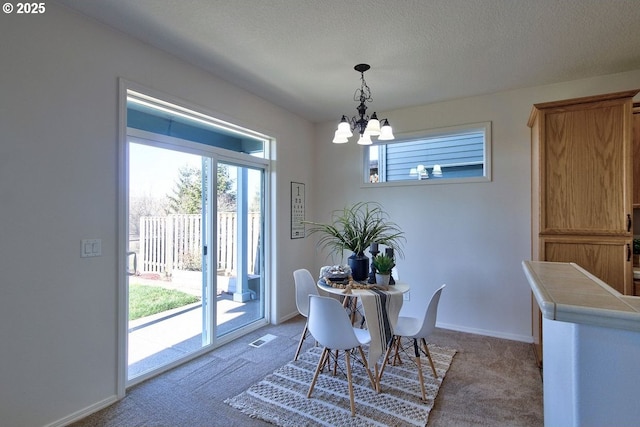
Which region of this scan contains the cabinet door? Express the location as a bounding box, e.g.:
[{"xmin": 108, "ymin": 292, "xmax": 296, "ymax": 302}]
[
  {"xmin": 542, "ymin": 236, "xmax": 632, "ymax": 294},
  {"xmin": 542, "ymin": 100, "xmax": 631, "ymax": 235}
]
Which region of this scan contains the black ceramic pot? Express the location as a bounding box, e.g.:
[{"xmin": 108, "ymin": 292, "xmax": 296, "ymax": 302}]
[{"xmin": 348, "ymin": 252, "xmax": 369, "ymax": 281}]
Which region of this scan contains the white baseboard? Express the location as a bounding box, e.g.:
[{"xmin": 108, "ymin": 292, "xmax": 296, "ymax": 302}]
[
  {"xmin": 278, "ymin": 314, "xmax": 534, "ymax": 343},
  {"xmin": 276, "ymin": 310, "xmax": 301, "ymax": 324},
  {"xmin": 45, "ymin": 395, "xmax": 119, "ymax": 427},
  {"xmin": 436, "ymin": 321, "xmax": 533, "ymax": 343}
]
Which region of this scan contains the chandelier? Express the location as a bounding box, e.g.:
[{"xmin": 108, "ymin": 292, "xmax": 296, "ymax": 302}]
[{"xmin": 332, "ymin": 64, "xmax": 395, "ymax": 145}]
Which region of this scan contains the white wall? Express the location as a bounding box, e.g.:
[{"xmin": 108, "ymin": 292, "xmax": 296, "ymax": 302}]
[
  {"xmin": 0, "ymin": 4, "xmax": 315, "ymax": 426},
  {"xmin": 311, "ymin": 70, "xmax": 640, "ymax": 342},
  {"xmin": 2, "ymin": 3, "xmax": 640, "ymax": 426}
]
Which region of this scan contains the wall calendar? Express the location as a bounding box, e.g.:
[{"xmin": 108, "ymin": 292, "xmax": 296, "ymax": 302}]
[{"xmin": 290, "ymin": 182, "xmax": 305, "ymax": 239}]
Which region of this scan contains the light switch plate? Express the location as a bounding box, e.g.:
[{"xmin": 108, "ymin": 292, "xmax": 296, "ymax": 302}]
[{"xmin": 81, "ymin": 239, "xmax": 102, "ymax": 257}]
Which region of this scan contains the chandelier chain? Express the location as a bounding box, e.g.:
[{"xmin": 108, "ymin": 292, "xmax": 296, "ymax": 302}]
[{"xmin": 353, "ymin": 72, "xmax": 373, "ymax": 104}]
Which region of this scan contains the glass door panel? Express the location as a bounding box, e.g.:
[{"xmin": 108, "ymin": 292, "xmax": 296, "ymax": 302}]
[
  {"xmin": 215, "ymin": 162, "xmax": 264, "ymax": 336},
  {"xmin": 127, "ymin": 142, "xmax": 209, "ymax": 380}
]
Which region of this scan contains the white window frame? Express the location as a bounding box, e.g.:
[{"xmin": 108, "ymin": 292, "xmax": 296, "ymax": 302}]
[{"xmin": 117, "ymin": 79, "xmax": 273, "ymax": 396}]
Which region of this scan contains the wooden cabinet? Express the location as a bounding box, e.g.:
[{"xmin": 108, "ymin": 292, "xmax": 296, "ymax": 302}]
[
  {"xmin": 529, "ymin": 90, "xmax": 637, "ymax": 291},
  {"xmin": 528, "ymin": 89, "xmax": 639, "ymax": 366}
]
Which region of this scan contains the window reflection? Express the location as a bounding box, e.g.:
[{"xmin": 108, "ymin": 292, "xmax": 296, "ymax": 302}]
[{"xmin": 366, "ymin": 122, "xmax": 491, "ymax": 185}]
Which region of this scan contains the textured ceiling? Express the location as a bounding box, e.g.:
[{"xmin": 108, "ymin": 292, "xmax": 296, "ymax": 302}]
[{"xmin": 55, "ymin": 0, "xmax": 640, "ymax": 122}]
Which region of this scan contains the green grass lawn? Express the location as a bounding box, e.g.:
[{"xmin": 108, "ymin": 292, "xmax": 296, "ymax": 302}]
[{"xmin": 129, "ymin": 283, "xmax": 201, "ymax": 321}]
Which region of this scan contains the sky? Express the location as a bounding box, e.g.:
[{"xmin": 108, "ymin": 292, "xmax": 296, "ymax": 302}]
[
  {"xmin": 129, "ymin": 142, "xmax": 261, "ymax": 204},
  {"xmin": 129, "ymin": 142, "xmax": 202, "ymax": 198}
]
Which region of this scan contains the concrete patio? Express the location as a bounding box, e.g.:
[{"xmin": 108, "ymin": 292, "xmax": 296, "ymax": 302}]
[{"xmin": 128, "ymin": 275, "xmax": 263, "ymax": 379}]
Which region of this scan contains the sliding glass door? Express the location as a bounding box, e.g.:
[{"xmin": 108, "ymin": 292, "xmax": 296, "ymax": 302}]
[{"xmin": 123, "ymin": 87, "xmax": 269, "ymax": 385}]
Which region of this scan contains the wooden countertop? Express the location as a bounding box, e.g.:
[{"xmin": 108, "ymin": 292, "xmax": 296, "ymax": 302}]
[{"xmin": 522, "ymin": 261, "xmax": 640, "ymax": 332}]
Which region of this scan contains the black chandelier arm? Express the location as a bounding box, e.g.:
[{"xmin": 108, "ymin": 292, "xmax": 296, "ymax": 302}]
[
  {"xmin": 355, "ymin": 117, "xmax": 368, "ymax": 135},
  {"xmin": 339, "ymin": 114, "xmax": 392, "ymax": 138},
  {"xmin": 346, "ymin": 107, "xmax": 371, "ymax": 136}
]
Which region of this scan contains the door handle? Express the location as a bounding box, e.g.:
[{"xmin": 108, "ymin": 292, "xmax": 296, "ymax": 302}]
[
  {"xmin": 627, "ymin": 244, "xmax": 632, "ymax": 262},
  {"xmin": 628, "ymin": 214, "xmax": 632, "ymax": 233},
  {"xmin": 127, "ymin": 251, "xmax": 137, "ymax": 276}
]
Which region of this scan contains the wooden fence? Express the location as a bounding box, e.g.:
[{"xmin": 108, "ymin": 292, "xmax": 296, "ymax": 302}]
[{"xmin": 138, "ymin": 212, "xmax": 260, "ymax": 276}]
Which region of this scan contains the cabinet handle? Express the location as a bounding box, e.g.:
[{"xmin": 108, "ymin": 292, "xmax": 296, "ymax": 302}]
[
  {"xmin": 628, "ymin": 244, "xmax": 632, "ymax": 262},
  {"xmin": 628, "ymin": 214, "xmax": 632, "ymax": 233}
]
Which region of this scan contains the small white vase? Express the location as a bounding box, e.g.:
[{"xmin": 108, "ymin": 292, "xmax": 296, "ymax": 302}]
[{"xmin": 375, "ymin": 273, "xmax": 390, "ymax": 286}]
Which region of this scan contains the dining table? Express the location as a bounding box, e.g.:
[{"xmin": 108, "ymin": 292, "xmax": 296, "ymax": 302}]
[{"xmin": 316, "ymin": 277, "xmax": 409, "ymax": 390}]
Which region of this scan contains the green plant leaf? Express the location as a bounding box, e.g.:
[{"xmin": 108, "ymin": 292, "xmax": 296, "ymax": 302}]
[{"xmin": 304, "ymin": 202, "xmax": 406, "ymax": 260}]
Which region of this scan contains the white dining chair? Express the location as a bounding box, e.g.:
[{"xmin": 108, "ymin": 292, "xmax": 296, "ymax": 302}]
[
  {"xmin": 293, "ymin": 268, "xmax": 319, "ymax": 361},
  {"xmin": 379, "ymin": 284, "xmax": 446, "ymax": 401},
  {"xmin": 306, "ymin": 294, "xmax": 377, "ymax": 417}
]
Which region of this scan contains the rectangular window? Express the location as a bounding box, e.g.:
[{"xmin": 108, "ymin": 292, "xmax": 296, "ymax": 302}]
[{"xmin": 365, "ymin": 122, "xmax": 491, "ymax": 185}]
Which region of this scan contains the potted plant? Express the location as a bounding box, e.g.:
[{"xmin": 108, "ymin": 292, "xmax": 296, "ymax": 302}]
[
  {"xmin": 304, "ymin": 201, "xmax": 405, "ymax": 281},
  {"xmin": 372, "ymin": 253, "xmax": 395, "ymax": 285}
]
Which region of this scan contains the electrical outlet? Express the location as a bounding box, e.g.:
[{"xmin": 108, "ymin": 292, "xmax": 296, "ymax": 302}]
[{"xmin": 403, "ymin": 291, "xmax": 410, "ymax": 301}]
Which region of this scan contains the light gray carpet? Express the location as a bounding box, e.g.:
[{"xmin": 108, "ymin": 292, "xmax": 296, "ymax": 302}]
[
  {"xmin": 225, "ymin": 344, "xmax": 456, "ymax": 426},
  {"xmin": 72, "ymin": 316, "xmax": 542, "ymax": 427}
]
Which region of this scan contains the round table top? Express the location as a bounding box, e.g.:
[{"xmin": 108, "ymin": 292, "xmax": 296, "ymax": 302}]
[{"xmin": 317, "ymin": 280, "xmax": 409, "ymax": 295}]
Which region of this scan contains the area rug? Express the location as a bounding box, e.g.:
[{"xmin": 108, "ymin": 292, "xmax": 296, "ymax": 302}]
[{"xmin": 225, "ymin": 344, "xmax": 456, "ymax": 426}]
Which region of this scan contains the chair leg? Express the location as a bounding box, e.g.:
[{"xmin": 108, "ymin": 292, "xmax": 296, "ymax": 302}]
[
  {"xmin": 321, "ymin": 348, "xmax": 330, "ymax": 372},
  {"xmin": 319, "ymin": 346, "xmax": 331, "ymax": 372},
  {"xmin": 293, "ymin": 321, "xmax": 308, "ymax": 361},
  {"xmin": 345, "ymin": 350, "xmax": 356, "ymax": 417},
  {"xmin": 357, "ymin": 346, "xmax": 377, "ymax": 391},
  {"xmin": 392, "ymin": 335, "xmax": 403, "ymax": 366},
  {"xmin": 307, "ymin": 347, "xmax": 329, "ymax": 398},
  {"xmin": 421, "ymin": 338, "xmax": 438, "ymax": 379},
  {"xmin": 377, "ymin": 335, "xmax": 397, "ymax": 391},
  {"xmin": 310, "ymin": 346, "xmax": 372, "ymax": 416},
  {"xmin": 413, "ymin": 339, "xmax": 427, "ymax": 402}
]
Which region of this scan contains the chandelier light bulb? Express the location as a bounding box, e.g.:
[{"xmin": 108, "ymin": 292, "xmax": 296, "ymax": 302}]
[
  {"xmin": 378, "ymin": 119, "xmax": 394, "ymax": 140},
  {"xmin": 332, "ymin": 130, "xmax": 349, "ymax": 143},
  {"xmin": 336, "ymin": 116, "xmax": 353, "ymax": 138},
  {"xmin": 357, "ymin": 133, "xmax": 373, "ymax": 145},
  {"xmin": 364, "ymin": 112, "xmax": 381, "ymax": 136}
]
